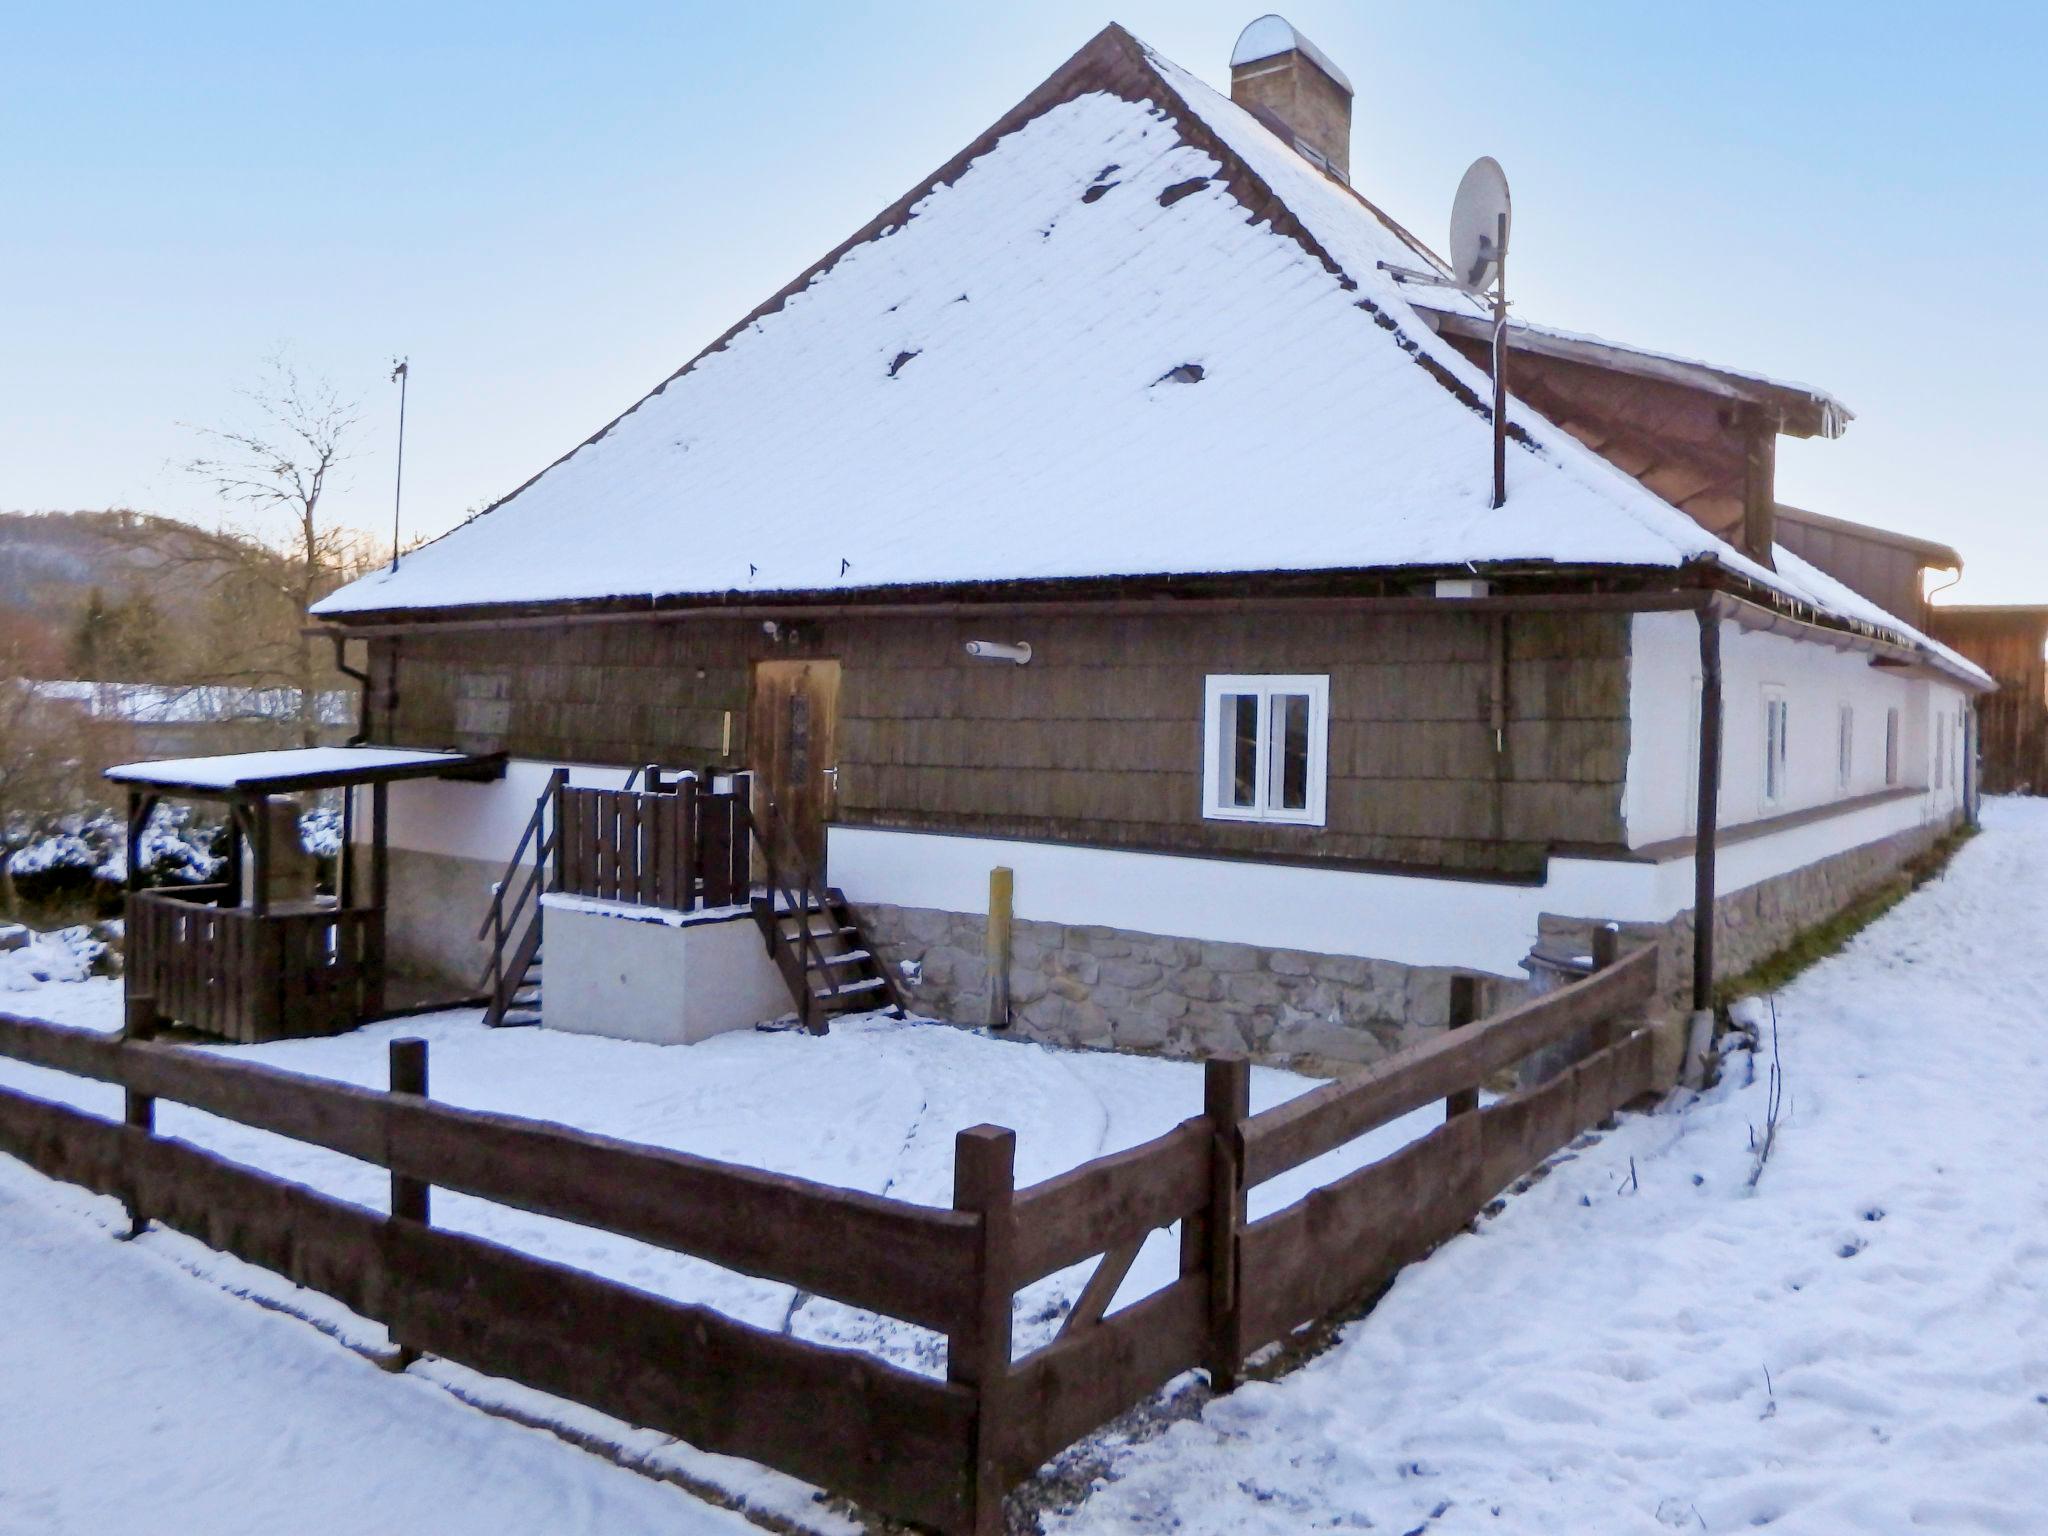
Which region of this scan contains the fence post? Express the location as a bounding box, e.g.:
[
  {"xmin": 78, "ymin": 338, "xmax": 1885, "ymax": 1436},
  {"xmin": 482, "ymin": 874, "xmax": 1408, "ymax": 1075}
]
[
  {"xmin": 1588, "ymin": 924, "xmax": 1621, "ymax": 1053},
  {"xmin": 678, "ymin": 772, "xmax": 699, "ymax": 911},
  {"xmin": 1588, "ymin": 924, "xmax": 1622, "ymax": 1128},
  {"xmin": 389, "ymin": 1036, "xmax": 430, "ymax": 1371},
  {"xmin": 1203, "ymin": 1054, "xmax": 1249, "ymax": 1393},
  {"xmin": 1445, "ymin": 975, "xmax": 1481, "ymax": 1120},
  {"xmin": 118, "ymin": 1000, "xmax": 157, "ymax": 1239},
  {"xmin": 950, "ymin": 1124, "xmax": 1016, "ymax": 1536}
]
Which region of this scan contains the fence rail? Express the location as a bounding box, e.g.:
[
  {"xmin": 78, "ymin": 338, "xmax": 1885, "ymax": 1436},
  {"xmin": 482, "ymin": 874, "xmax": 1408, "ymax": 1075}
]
[{"xmin": 0, "ymin": 936, "xmax": 1666, "ymax": 1536}]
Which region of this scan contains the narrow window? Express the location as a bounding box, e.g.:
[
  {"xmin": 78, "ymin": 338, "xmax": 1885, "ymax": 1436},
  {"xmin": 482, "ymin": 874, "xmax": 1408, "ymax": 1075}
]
[
  {"xmin": 1885, "ymin": 707, "xmax": 1901, "ymax": 786},
  {"xmin": 1837, "ymin": 704, "xmax": 1854, "ymax": 793},
  {"xmin": 1202, "ymin": 675, "xmax": 1329, "ymax": 825},
  {"xmin": 1762, "ymin": 690, "xmax": 1790, "ymax": 808}
]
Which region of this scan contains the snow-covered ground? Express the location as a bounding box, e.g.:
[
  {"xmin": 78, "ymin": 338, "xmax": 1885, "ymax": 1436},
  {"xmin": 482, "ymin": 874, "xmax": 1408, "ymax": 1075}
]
[
  {"xmin": 1049, "ymin": 798, "xmax": 2048, "ymax": 1535},
  {"xmin": 3, "ymin": 801, "xmax": 2041, "ymax": 1533},
  {"xmin": 0, "ymin": 1157, "xmax": 759, "ymax": 1536}
]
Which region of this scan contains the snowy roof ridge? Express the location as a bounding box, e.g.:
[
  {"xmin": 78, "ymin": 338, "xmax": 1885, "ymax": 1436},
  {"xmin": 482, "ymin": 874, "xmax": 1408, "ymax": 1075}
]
[{"xmin": 315, "ymin": 21, "xmax": 1963, "ymax": 685}]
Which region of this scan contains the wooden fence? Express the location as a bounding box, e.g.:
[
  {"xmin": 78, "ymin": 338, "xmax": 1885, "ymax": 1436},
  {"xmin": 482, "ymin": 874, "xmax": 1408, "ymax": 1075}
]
[
  {"xmin": 0, "ymin": 938, "xmax": 1662, "ymax": 1535},
  {"xmin": 127, "ymin": 885, "xmax": 382, "ymax": 1044},
  {"xmin": 554, "ymin": 772, "xmax": 752, "ymax": 912}
]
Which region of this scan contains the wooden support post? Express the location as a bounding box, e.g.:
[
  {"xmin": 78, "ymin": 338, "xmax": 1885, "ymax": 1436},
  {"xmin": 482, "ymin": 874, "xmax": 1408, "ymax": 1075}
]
[
  {"xmin": 1203, "ymin": 1053, "xmax": 1250, "ymax": 1394},
  {"xmin": 338, "ymin": 785, "xmax": 355, "ymax": 909},
  {"xmin": 118, "ymin": 1001, "xmax": 157, "ymax": 1237},
  {"xmin": 1445, "ymin": 975, "xmax": 1481, "ymax": 1119},
  {"xmin": 986, "ymin": 866, "xmax": 1013, "ymax": 1028},
  {"xmin": 388, "ymin": 1036, "xmax": 430, "ymax": 1370},
  {"xmin": 366, "ymin": 782, "xmax": 390, "ymax": 1020},
  {"xmin": 248, "ymin": 793, "xmax": 271, "ymax": 916},
  {"xmin": 949, "ymin": 1124, "xmax": 1016, "ymax": 1536}
]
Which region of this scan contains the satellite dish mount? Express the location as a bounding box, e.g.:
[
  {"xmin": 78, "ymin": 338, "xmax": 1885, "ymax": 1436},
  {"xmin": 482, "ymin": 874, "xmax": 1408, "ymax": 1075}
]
[{"xmin": 1379, "ymin": 156, "xmax": 1513, "ymax": 509}]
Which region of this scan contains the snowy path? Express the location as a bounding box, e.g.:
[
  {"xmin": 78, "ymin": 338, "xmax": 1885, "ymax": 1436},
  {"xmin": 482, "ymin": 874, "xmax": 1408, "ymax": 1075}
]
[
  {"xmin": 1051, "ymin": 798, "xmax": 2048, "ymax": 1535},
  {"xmin": 0, "ymin": 1157, "xmax": 756, "ymax": 1536}
]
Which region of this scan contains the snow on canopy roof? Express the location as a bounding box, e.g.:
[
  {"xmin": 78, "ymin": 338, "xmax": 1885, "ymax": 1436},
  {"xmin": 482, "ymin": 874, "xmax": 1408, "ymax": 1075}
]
[
  {"xmin": 1229, "ymin": 15, "xmax": 1353, "ymax": 93},
  {"xmin": 315, "ymin": 23, "xmax": 1915, "ymax": 659},
  {"xmin": 106, "ymin": 747, "xmax": 500, "ymax": 794}
]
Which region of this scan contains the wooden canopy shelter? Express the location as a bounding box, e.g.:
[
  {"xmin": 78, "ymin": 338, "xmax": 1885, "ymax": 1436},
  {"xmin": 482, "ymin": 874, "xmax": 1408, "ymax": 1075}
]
[{"xmin": 106, "ymin": 748, "xmax": 505, "ymax": 1042}]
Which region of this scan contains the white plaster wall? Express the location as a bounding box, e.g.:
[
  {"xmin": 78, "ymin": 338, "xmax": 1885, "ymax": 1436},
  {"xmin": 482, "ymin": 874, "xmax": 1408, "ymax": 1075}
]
[
  {"xmin": 830, "ymin": 787, "xmax": 1947, "ymax": 982},
  {"xmin": 354, "ymin": 759, "xmax": 636, "ymax": 863},
  {"xmin": 1625, "ymin": 613, "xmax": 1968, "ymax": 846}
]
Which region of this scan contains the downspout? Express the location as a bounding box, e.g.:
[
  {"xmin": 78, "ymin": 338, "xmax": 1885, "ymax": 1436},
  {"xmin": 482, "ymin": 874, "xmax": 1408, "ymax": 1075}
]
[
  {"xmin": 327, "ymin": 631, "xmax": 373, "ymax": 746},
  {"xmin": 1686, "ymin": 602, "xmax": 1724, "ymax": 1084}
]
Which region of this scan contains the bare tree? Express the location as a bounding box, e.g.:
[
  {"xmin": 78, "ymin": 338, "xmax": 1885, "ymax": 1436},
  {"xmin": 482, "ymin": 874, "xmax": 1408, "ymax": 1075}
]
[{"xmin": 179, "ymin": 351, "xmax": 371, "ymax": 746}]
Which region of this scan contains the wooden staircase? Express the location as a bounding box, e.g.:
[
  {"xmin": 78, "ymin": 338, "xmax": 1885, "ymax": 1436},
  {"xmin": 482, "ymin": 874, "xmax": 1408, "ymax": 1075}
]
[
  {"xmin": 478, "ymin": 768, "xmax": 567, "ymax": 1029},
  {"xmin": 754, "ymin": 885, "xmax": 902, "ymax": 1031},
  {"xmin": 738, "ymin": 804, "xmax": 902, "ymax": 1033}
]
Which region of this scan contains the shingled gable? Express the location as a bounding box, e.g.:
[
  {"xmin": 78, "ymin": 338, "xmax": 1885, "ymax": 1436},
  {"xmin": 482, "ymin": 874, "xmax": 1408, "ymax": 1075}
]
[{"xmin": 312, "ymin": 22, "xmax": 1956, "ymax": 680}]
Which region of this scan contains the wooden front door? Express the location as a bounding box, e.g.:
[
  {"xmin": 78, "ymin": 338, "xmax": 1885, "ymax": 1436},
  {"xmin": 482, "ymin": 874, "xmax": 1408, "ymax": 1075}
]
[{"xmin": 748, "ymin": 658, "xmax": 841, "ymax": 872}]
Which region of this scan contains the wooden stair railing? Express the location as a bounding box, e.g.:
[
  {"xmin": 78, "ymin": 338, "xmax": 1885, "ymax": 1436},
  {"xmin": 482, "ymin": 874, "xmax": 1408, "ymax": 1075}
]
[
  {"xmin": 476, "ymin": 767, "xmax": 575, "ymax": 1028},
  {"xmin": 733, "ymin": 799, "xmax": 903, "ymax": 1033}
]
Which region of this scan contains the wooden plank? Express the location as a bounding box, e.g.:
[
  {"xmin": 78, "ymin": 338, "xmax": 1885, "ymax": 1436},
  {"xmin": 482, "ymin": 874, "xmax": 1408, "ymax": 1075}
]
[
  {"xmin": 1009, "ymin": 1117, "xmax": 1209, "ymax": 1284},
  {"xmin": 386, "ymin": 1220, "xmax": 975, "ymax": 1535},
  {"xmin": 999, "ymin": 1275, "xmax": 1207, "ymax": 1484},
  {"xmin": 0, "ymin": 1082, "xmax": 127, "ymax": 1199},
  {"xmin": 0, "ymin": 1012, "xmax": 124, "ymax": 1081},
  {"xmin": 382, "ymin": 1094, "xmax": 980, "ymax": 1332},
  {"xmin": 0, "ymin": 1083, "xmax": 391, "ymax": 1320},
  {"xmin": 619, "ymin": 792, "xmax": 642, "ymax": 904},
  {"xmin": 1056, "ymin": 1235, "xmax": 1144, "ymax": 1340},
  {"xmin": 702, "ymin": 794, "xmax": 733, "ymax": 908},
  {"xmin": 1243, "ymin": 947, "xmax": 1656, "ymax": 1184},
  {"xmin": 1477, "ymin": 1054, "xmax": 1587, "ymax": 1198},
  {"xmin": 0, "ymin": 1012, "xmax": 972, "ymax": 1328},
  {"xmin": 1238, "ymin": 1114, "xmax": 1481, "ymax": 1352}
]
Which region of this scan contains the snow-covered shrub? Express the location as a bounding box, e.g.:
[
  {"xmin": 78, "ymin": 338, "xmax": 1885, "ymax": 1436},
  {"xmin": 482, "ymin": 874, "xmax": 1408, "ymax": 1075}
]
[
  {"xmin": 5, "ymin": 803, "xmax": 223, "ymax": 911},
  {"xmin": 0, "ymin": 924, "xmax": 108, "ymax": 990},
  {"xmin": 299, "ymin": 805, "xmax": 342, "ymax": 859}
]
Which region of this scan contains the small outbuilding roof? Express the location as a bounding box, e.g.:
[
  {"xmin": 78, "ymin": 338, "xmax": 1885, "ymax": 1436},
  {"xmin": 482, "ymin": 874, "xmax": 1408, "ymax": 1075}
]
[{"xmin": 105, "ymin": 747, "xmax": 506, "ymax": 798}]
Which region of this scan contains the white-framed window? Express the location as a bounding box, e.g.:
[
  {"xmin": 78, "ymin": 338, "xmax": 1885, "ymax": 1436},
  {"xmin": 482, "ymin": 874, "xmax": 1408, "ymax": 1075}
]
[
  {"xmin": 1762, "ymin": 688, "xmax": 1790, "ymax": 808},
  {"xmin": 1202, "ymin": 674, "xmax": 1329, "ymax": 825},
  {"xmin": 1836, "ymin": 704, "xmax": 1855, "ymax": 793},
  {"xmin": 1885, "ymin": 707, "xmax": 1901, "ymax": 786}
]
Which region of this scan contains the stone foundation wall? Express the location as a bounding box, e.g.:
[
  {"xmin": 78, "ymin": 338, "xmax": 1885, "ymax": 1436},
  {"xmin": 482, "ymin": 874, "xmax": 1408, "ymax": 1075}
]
[
  {"xmin": 1538, "ymin": 812, "xmax": 1961, "ymax": 1004},
  {"xmin": 851, "ymin": 903, "xmax": 1518, "ymax": 1074},
  {"xmin": 858, "ymin": 813, "xmax": 1959, "ymax": 1069}
]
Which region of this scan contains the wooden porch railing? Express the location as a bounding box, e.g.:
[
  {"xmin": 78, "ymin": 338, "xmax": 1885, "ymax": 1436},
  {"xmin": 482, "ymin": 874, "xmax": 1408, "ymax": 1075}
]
[
  {"xmin": 128, "ymin": 885, "xmax": 381, "ymax": 1044},
  {"xmin": 552, "ymin": 771, "xmax": 753, "ymax": 911}
]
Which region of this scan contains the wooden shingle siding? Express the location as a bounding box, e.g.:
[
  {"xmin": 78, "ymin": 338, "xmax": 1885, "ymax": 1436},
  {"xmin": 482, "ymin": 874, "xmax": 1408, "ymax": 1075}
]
[{"xmin": 372, "ymin": 605, "xmax": 1632, "ymax": 875}]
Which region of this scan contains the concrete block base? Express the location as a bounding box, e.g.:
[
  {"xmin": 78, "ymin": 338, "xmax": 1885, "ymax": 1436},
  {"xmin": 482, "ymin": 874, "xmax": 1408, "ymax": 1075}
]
[{"xmin": 542, "ymin": 899, "xmax": 795, "ymax": 1046}]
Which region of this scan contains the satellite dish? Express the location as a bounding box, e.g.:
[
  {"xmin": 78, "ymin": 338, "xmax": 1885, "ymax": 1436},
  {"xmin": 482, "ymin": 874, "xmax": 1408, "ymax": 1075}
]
[{"xmin": 1449, "ymin": 156, "xmax": 1511, "ymax": 292}]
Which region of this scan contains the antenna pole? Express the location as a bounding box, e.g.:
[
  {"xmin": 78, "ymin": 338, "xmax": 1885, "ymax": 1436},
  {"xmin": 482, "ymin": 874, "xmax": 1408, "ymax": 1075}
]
[
  {"xmin": 1490, "ymin": 212, "xmax": 1508, "ymax": 510},
  {"xmin": 389, "ymin": 358, "xmax": 410, "ymax": 572}
]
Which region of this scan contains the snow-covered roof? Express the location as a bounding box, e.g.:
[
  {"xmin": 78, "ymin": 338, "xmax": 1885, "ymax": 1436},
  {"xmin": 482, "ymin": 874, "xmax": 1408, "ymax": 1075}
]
[
  {"xmin": 106, "ymin": 747, "xmax": 503, "ymax": 795},
  {"xmin": 315, "ymin": 24, "xmax": 1952, "ymax": 679},
  {"xmin": 1229, "ymin": 15, "xmax": 1353, "ymax": 93}
]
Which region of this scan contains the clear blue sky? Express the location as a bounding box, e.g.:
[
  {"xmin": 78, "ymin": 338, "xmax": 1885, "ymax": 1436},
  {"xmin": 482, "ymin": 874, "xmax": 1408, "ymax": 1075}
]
[{"xmin": 4, "ymin": 2, "xmax": 2041, "ymax": 600}]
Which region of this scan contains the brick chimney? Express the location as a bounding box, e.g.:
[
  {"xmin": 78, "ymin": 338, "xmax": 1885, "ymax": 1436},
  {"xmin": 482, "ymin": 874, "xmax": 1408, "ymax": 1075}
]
[{"xmin": 1229, "ymin": 15, "xmax": 1353, "ymax": 182}]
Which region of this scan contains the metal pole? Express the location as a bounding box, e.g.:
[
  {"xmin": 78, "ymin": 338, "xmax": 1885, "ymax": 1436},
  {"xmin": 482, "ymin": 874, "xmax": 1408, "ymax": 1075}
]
[
  {"xmin": 1692, "ymin": 610, "xmax": 1723, "ymax": 1009},
  {"xmin": 389, "ymin": 359, "xmax": 409, "ymax": 571},
  {"xmin": 1491, "ymin": 212, "xmax": 1508, "ymax": 510}
]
